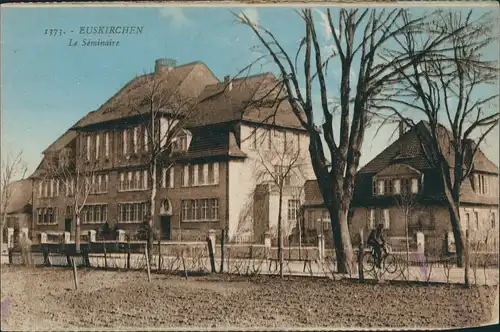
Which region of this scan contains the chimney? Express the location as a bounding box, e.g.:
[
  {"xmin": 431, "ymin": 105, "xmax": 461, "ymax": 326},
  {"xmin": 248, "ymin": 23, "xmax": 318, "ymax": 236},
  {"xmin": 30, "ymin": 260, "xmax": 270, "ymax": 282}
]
[
  {"xmin": 155, "ymin": 58, "xmax": 177, "ymax": 74},
  {"xmin": 224, "ymin": 75, "xmax": 233, "ymax": 91},
  {"xmin": 399, "ymin": 121, "xmax": 405, "ymax": 138}
]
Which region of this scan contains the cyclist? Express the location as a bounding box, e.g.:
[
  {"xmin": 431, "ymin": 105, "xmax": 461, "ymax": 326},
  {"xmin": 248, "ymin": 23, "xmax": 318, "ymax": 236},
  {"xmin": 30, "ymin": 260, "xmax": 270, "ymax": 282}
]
[{"xmin": 367, "ymin": 223, "xmax": 386, "ymax": 268}]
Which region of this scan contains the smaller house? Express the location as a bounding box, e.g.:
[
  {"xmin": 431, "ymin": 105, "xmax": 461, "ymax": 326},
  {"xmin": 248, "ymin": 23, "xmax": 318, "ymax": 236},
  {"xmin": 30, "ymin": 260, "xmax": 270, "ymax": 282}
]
[
  {"xmin": 2, "ymin": 179, "xmax": 33, "ymax": 246},
  {"xmin": 299, "ymin": 121, "xmax": 499, "ymax": 255}
]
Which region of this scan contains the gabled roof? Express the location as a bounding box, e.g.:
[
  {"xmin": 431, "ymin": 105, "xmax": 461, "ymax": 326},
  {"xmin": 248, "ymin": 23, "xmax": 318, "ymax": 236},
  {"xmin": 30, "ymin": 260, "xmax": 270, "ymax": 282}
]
[
  {"xmin": 304, "ymin": 179, "xmax": 324, "ymax": 206},
  {"xmin": 359, "ymin": 121, "xmax": 499, "ymax": 175},
  {"xmin": 189, "ymin": 73, "xmax": 305, "ymax": 129},
  {"xmin": 72, "ymin": 61, "xmax": 219, "ymax": 129},
  {"xmin": 4, "ymin": 179, "xmax": 32, "ymax": 214}
]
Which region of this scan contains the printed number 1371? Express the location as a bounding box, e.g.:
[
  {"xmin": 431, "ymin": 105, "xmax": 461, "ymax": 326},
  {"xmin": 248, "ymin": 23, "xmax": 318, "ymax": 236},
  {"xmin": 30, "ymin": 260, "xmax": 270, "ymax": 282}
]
[{"xmin": 45, "ymin": 29, "xmax": 64, "ymax": 36}]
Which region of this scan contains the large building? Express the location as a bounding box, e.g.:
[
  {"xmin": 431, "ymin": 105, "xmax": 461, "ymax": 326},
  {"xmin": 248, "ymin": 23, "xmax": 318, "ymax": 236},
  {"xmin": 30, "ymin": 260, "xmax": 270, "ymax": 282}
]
[
  {"xmin": 302, "ymin": 121, "xmax": 499, "ymax": 254},
  {"xmin": 29, "ymin": 59, "xmax": 314, "ymax": 243}
]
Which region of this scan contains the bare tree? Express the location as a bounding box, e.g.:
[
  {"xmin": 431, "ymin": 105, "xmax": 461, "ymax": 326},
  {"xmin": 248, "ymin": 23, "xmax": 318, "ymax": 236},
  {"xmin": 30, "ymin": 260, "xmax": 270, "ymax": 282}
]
[
  {"xmin": 382, "ymin": 10, "xmax": 499, "ymax": 267},
  {"xmin": 42, "ymin": 149, "xmax": 97, "ymax": 252},
  {"xmin": 125, "ymin": 70, "xmax": 201, "ymax": 264},
  {"xmin": 252, "ymin": 127, "xmax": 307, "ymax": 278},
  {"xmin": 236, "ymin": 8, "xmax": 468, "ymax": 272},
  {"xmin": 0, "ymin": 151, "xmax": 27, "ymax": 248},
  {"xmin": 394, "ymin": 180, "xmax": 420, "ymax": 278}
]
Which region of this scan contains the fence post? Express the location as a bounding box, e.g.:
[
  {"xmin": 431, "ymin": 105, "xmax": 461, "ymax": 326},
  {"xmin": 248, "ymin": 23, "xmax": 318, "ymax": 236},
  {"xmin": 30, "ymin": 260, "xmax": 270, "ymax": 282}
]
[
  {"xmin": 43, "ymin": 245, "xmax": 51, "ymax": 267},
  {"xmin": 220, "ymin": 229, "xmax": 225, "ymax": 273},
  {"xmin": 207, "ymin": 230, "xmax": 216, "ymax": 273},
  {"xmin": 103, "ymin": 241, "xmax": 108, "ymax": 268},
  {"xmin": 8, "ymin": 248, "xmax": 13, "ymax": 264},
  {"xmin": 465, "ymin": 229, "xmax": 470, "ymax": 288},
  {"xmin": 127, "ymin": 237, "xmax": 131, "ymax": 269},
  {"xmin": 144, "ymin": 244, "xmax": 151, "ymax": 282},
  {"xmin": 157, "ymin": 238, "xmax": 162, "ymax": 272},
  {"xmin": 317, "ymin": 234, "xmax": 324, "ymax": 262},
  {"xmin": 264, "ymin": 231, "xmax": 271, "ymax": 260},
  {"xmin": 71, "ymin": 258, "xmax": 78, "ymax": 290},
  {"xmin": 7, "ymin": 228, "xmax": 14, "ymax": 249},
  {"xmin": 358, "ymin": 229, "xmax": 365, "ymax": 283}
]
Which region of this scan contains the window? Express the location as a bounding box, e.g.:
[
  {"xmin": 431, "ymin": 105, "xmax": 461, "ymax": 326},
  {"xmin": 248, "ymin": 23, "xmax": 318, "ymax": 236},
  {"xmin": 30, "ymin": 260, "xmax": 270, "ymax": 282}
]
[
  {"xmin": 180, "ymin": 199, "xmax": 219, "ymax": 222},
  {"xmin": 411, "ymin": 178, "xmax": 419, "ymax": 193},
  {"xmin": 288, "ymin": 200, "xmax": 300, "ymax": 221},
  {"xmin": 173, "ymin": 134, "xmax": 188, "ymax": 152},
  {"xmin": 210, "ymin": 163, "xmax": 219, "ymax": 184},
  {"xmin": 201, "ymin": 199, "xmax": 209, "ymax": 220},
  {"xmin": 383, "ymin": 209, "xmax": 390, "ymax": 229},
  {"xmin": 95, "ymin": 134, "xmax": 100, "ymax": 159},
  {"xmin": 476, "ymin": 174, "xmax": 490, "ymax": 195},
  {"xmin": 378, "ymin": 180, "xmax": 384, "ymax": 195},
  {"xmin": 401, "ymin": 178, "xmax": 410, "ymax": 194},
  {"xmin": 105, "ymin": 132, "xmax": 110, "ymax": 157},
  {"xmin": 81, "ymin": 205, "xmax": 107, "ymax": 224},
  {"xmin": 181, "ymin": 201, "xmax": 190, "ymax": 221},
  {"xmin": 384, "ymin": 179, "xmax": 391, "ymax": 195},
  {"xmin": 37, "ymin": 207, "xmax": 57, "ymax": 225},
  {"xmin": 193, "ymin": 165, "xmax": 199, "ymax": 186},
  {"xmin": 119, "ymin": 170, "xmax": 148, "ymax": 191},
  {"xmin": 202, "ymin": 164, "xmax": 208, "ymax": 185},
  {"xmin": 144, "ymin": 125, "xmax": 149, "ymax": 151},
  {"xmin": 393, "ymin": 179, "xmax": 401, "ymax": 194},
  {"xmin": 133, "ymin": 127, "xmax": 139, "ymax": 154},
  {"xmin": 307, "ymin": 211, "xmax": 314, "ymax": 229},
  {"xmin": 86, "ymin": 135, "xmax": 91, "ymax": 160},
  {"xmin": 118, "ymin": 203, "xmax": 145, "ymax": 223},
  {"xmin": 198, "ymin": 164, "xmax": 205, "ymax": 185},
  {"xmin": 274, "ymin": 165, "xmax": 292, "ymax": 186},
  {"xmin": 372, "ymin": 180, "xmax": 377, "ymax": 195},
  {"xmin": 123, "ymin": 130, "xmax": 128, "ymax": 155},
  {"xmin": 369, "ymin": 209, "xmax": 375, "ymax": 229},
  {"xmin": 182, "ymin": 165, "xmax": 189, "ymax": 187}
]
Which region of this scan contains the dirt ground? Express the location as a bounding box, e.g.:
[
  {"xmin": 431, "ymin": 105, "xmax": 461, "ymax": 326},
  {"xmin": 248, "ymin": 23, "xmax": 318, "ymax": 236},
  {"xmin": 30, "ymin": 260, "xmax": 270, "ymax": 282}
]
[{"xmin": 1, "ymin": 266, "xmax": 498, "ymax": 330}]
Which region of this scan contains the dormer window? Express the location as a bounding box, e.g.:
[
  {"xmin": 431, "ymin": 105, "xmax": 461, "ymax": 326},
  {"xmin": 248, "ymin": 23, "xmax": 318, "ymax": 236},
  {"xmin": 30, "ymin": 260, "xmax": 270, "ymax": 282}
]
[
  {"xmin": 473, "ymin": 173, "xmax": 490, "ymax": 196},
  {"xmin": 172, "ymin": 129, "xmax": 192, "ymax": 152}
]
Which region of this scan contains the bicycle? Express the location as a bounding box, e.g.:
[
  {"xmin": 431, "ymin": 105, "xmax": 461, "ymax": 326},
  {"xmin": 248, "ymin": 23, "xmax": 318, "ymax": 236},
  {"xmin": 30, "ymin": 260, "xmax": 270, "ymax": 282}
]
[{"xmin": 362, "ymin": 245, "xmax": 397, "ymax": 274}]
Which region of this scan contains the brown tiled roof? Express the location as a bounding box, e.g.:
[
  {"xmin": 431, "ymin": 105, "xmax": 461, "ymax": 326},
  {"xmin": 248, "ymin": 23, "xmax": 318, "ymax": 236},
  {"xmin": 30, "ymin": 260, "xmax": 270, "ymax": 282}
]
[
  {"xmin": 360, "ymin": 121, "xmax": 499, "ymax": 175},
  {"xmin": 304, "ymin": 179, "xmax": 324, "ymax": 206},
  {"xmin": 72, "ymin": 62, "xmax": 219, "ymax": 129},
  {"xmin": 5, "ymin": 179, "xmax": 32, "ymax": 214},
  {"xmin": 189, "ymin": 73, "xmax": 305, "ymax": 130},
  {"xmin": 171, "ymin": 125, "xmax": 247, "ymax": 162}
]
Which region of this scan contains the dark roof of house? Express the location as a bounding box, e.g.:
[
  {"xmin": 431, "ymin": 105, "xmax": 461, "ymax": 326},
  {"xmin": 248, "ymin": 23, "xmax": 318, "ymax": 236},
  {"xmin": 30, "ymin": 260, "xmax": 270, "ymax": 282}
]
[
  {"xmin": 189, "ymin": 73, "xmax": 306, "ymax": 130},
  {"xmin": 359, "ymin": 121, "xmax": 499, "ymax": 175},
  {"xmin": 304, "ymin": 179, "xmax": 324, "ymax": 206},
  {"xmin": 171, "ymin": 126, "xmax": 247, "ymax": 161},
  {"xmin": 4, "ymin": 179, "xmax": 32, "ymax": 214},
  {"xmin": 72, "ymin": 61, "xmax": 220, "ymax": 129}
]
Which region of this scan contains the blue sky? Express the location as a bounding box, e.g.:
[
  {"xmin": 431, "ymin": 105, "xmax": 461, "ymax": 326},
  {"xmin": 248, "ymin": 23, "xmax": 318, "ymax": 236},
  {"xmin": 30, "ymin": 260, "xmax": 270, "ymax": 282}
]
[{"xmin": 1, "ymin": 4, "xmax": 499, "ymax": 177}]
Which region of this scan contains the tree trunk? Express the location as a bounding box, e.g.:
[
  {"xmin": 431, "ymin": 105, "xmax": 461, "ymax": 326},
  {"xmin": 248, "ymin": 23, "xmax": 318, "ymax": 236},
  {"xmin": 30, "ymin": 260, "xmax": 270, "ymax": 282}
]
[
  {"xmin": 448, "ymin": 204, "xmax": 466, "ymax": 267},
  {"xmin": 148, "ymin": 162, "xmax": 156, "ymax": 265},
  {"xmin": 277, "ymin": 188, "xmax": 283, "ymax": 279},
  {"xmin": 329, "ymin": 202, "xmax": 354, "ymax": 274},
  {"xmin": 405, "ymin": 212, "xmax": 410, "ymax": 278},
  {"xmin": 75, "ymin": 214, "xmax": 81, "ymax": 253}
]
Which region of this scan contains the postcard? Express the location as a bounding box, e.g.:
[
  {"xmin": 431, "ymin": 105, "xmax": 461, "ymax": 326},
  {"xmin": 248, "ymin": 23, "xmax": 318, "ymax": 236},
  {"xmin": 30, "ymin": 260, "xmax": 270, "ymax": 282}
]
[{"xmin": 1, "ymin": 2, "xmax": 498, "ymax": 331}]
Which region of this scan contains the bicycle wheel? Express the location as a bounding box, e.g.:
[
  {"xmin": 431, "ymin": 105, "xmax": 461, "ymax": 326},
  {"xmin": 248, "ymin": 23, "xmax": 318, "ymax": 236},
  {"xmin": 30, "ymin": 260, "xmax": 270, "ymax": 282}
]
[
  {"xmin": 362, "ymin": 251, "xmax": 376, "ymax": 272},
  {"xmin": 384, "ymin": 254, "xmax": 398, "ymax": 274}
]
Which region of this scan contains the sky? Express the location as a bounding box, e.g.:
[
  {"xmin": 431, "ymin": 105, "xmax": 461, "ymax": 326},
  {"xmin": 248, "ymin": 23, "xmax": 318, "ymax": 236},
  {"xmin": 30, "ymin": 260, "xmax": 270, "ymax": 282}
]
[{"xmin": 1, "ymin": 4, "xmax": 499, "ymax": 179}]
